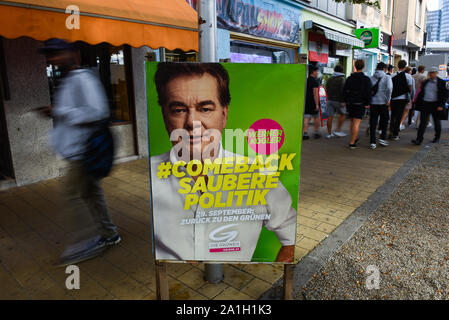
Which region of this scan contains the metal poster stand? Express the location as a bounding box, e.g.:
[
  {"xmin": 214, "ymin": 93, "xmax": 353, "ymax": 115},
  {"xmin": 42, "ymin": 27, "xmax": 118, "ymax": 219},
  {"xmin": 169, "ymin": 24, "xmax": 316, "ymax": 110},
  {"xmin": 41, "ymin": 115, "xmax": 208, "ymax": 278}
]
[{"xmin": 154, "ymin": 0, "xmax": 296, "ymax": 301}]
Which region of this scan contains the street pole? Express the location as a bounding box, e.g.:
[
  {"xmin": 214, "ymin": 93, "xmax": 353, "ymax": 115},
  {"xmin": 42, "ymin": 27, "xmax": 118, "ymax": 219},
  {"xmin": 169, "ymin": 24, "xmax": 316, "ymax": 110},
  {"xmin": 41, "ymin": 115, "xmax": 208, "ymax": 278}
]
[{"xmin": 198, "ymin": 0, "xmax": 223, "ymax": 284}]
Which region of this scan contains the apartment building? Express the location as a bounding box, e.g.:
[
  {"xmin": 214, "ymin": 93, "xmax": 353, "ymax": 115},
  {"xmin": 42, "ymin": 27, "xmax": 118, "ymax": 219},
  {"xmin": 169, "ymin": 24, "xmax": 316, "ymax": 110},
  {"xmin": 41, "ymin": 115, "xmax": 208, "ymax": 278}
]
[{"xmin": 392, "ymin": 0, "xmax": 428, "ymax": 66}]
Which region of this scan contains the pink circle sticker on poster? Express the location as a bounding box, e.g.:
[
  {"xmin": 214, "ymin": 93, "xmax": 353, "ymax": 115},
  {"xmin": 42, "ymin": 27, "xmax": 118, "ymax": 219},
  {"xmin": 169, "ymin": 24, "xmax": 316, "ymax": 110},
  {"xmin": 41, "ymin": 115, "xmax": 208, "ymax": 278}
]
[{"xmin": 247, "ymin": 119, "xmax": 285, "ymax": 155}]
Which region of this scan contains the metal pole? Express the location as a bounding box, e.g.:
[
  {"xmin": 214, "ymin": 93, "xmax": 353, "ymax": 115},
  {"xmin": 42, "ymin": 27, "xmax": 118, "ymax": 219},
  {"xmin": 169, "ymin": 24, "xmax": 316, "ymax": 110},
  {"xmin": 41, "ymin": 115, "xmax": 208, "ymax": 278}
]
[
  {"xmin": 198, "ymin": 0, "xmax": 217, "ymax": 63},
  {"xmin": 198, "ymin": 0, "xmax": 223, "ymax": 284}
]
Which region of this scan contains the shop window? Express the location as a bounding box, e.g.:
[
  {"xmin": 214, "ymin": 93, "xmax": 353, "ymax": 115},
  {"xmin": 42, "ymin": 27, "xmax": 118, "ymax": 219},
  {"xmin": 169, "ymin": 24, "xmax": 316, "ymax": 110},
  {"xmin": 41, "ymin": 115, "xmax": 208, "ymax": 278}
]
[
  {"xmin": 46, "ymin": 42, "xmax": 134, "ymax": 124},
  {"xmin": 230, "ymin": 40, "xmax": 295, "ymax": 64},
  {"xmin": 164, "ymin": 49, "xmax": 198, "ymax": 62}
]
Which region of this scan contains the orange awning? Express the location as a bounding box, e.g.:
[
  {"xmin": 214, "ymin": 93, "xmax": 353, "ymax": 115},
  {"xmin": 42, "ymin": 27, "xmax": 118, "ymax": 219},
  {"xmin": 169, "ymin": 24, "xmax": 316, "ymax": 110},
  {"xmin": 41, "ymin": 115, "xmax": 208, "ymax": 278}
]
[{"xmin": 0, "ymin": 0, "xmax": 198, "ymax": 51}]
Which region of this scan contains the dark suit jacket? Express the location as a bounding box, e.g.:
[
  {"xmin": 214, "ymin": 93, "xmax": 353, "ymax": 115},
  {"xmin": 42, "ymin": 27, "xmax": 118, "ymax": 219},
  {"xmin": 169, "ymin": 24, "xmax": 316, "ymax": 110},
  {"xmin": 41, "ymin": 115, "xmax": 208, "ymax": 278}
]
[{"xmin": 415, "ymin": 77, "xmax": 448, "ymax": 110}]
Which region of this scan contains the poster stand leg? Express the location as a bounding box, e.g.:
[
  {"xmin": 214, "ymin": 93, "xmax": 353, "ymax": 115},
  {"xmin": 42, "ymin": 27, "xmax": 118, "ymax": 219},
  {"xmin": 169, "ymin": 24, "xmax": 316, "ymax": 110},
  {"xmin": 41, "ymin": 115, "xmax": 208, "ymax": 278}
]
[
  {"xmin": 156, "ymin": 261, "xmax": 169, "ymax": 300},
  {"xmin": 283, "ymin": 264, "xmax": 295, "ymax": 300}
]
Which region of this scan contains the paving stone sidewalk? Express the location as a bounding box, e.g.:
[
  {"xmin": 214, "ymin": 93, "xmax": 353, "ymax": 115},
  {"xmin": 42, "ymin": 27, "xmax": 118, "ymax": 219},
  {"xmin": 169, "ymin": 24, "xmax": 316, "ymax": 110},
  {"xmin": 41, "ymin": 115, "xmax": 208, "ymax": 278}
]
[
  {"xmin": 296, "ymin": 142, "xmax": 449, "ymax": 300},
  {"xmin": 0, "ymin": 122, "xmax": 434, "ymax": 299}
]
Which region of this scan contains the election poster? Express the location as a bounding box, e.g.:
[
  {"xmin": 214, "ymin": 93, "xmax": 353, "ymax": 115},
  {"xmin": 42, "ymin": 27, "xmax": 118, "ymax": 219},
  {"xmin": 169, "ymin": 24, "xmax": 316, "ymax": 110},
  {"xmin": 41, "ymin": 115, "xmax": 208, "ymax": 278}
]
[{"xmin": 146, "ymin": 62, "xmax": 306, "ymax": 263}]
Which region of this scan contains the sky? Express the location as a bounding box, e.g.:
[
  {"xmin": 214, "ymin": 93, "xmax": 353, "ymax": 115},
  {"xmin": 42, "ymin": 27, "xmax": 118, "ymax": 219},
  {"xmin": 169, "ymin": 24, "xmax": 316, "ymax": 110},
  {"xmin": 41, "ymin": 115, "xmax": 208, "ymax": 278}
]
[{"xmin": 427, "ymin": 0, "xmax": 440, "ymax": 11}]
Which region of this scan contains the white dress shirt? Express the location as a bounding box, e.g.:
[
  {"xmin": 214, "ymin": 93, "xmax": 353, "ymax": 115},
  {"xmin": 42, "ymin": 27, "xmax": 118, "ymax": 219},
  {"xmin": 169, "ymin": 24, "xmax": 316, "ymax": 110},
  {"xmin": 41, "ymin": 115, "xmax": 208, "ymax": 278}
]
[{"xmin": 150, "ymin": 145, "xmax": 297, "ymax": 262}]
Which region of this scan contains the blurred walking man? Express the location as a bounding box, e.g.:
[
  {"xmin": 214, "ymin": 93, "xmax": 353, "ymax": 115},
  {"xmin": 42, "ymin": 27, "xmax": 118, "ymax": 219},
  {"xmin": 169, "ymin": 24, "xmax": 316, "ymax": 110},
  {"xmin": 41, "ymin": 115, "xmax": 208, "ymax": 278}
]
[{"xmin": 39, "ymin": 39, "xmax": 120, "ymax": 265}]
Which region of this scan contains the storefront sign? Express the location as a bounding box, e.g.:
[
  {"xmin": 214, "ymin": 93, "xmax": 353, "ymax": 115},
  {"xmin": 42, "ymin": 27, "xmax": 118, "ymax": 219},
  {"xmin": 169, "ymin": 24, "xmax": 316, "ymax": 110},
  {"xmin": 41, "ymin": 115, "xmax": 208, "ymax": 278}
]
[
  {"xmin": 309, "ymin": 32, "xmax": 329, "ymax": 63},
  {"xmin": 216, "ymin": 0, "xmax": 301, "ymax": 44},
  {"xmin": 380, "ymin": 32, "xmax": 392, "ymax": 54},
  {"xmin": 335, "ymin": 43, "xmax": 352, "ymax": 57},
  {"xmin": 355, "ymin": 28, "xmax": 380, "ymax": 49},
  {"xmin": 146, "ymin": 62, "xmax": 305, "ymax": 263}
]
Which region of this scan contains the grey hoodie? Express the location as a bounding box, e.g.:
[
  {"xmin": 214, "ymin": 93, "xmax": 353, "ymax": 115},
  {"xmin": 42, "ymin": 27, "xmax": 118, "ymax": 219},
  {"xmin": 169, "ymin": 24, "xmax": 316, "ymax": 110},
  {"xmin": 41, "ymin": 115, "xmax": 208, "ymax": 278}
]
[
  {"xmin": 50, "ymin": 69, "xmax": 110, "ymax": 160},
  {"xmin": 370, "ymin": 70, "xmax": 393, "ymax": 105}
]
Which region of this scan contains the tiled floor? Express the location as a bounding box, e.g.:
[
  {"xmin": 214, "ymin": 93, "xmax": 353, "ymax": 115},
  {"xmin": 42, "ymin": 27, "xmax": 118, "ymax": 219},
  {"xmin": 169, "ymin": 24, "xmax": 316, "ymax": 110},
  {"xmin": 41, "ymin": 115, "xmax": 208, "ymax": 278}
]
[{"xmin": 0, "ymin": 122, "xmax": 429, "ymax": 299}]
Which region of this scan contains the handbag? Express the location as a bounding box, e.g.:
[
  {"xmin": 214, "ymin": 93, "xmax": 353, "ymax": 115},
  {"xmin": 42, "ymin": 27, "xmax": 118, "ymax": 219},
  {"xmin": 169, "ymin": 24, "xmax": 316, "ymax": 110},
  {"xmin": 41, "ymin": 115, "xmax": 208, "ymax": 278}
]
[
  {"xmin": 82, "ymin": 120, "xmax": 115, "ymax": 178},
  {"xmin": 439, "ymin": 105, "xmax": 449, "ymax": 121}
]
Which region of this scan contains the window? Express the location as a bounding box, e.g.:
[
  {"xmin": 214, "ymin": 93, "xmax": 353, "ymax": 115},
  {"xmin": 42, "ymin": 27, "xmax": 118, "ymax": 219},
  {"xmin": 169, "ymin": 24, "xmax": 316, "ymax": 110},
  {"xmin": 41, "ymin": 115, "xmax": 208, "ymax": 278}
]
[
  {"xmin": 164, "ymin": 49, "xmax": 198, "ymax": 62},
  {"xmin": 47, "ymin": 43, "xmax": 135, "ymax": 124},
  {"xmin": 384, "ymin": 0, "xmax": 391, "ymax": 17},
  {"xmin": 362, "ymin": 4, "xmax": 368, "ymax": 15},
  {"xmin": 230, "ymin": 40, "xmax": 295, "ymax": 64},
  {"xmin": 415, "ymin": 0, "xmax": 422, "ymax": 26}
]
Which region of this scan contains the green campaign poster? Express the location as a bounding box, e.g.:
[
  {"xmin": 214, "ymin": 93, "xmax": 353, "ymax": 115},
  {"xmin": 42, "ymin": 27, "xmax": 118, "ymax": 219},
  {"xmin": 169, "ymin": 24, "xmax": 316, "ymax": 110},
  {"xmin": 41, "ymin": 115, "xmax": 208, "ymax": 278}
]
[{"xmin": 146, "ymin": 62, "xmax": 305, "ymax": 263}]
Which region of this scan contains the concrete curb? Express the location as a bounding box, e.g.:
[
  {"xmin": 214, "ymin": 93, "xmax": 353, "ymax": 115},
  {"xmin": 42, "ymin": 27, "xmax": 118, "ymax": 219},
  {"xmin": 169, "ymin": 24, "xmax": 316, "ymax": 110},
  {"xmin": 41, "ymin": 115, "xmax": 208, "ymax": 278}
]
[{"xmin": 259, "ymin": 142, "xmax": 438, "ymax": 300}]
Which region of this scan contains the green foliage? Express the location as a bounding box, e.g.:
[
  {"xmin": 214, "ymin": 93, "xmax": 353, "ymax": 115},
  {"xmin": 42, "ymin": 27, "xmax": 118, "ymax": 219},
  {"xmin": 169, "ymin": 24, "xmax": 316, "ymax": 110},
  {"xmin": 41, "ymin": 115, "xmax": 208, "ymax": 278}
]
[{"xmin": 333, "ymin": 0, "xmax": 381, "ymax": 10}]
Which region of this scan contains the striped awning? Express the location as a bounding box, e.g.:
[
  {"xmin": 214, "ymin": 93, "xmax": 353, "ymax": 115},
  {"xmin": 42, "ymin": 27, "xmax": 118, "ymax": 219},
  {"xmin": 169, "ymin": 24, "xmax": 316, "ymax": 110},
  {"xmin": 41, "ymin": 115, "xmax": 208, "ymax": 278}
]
[{"xmin": 305, "ymin": 20, "xmax": 365, "ymax": 48}]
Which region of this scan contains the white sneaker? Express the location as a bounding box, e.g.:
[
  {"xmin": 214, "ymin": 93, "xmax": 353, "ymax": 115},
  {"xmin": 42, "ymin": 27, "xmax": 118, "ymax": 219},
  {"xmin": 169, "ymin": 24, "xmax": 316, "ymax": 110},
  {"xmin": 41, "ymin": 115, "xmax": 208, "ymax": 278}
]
[
  {"xmin": 378, "ymin": 139, "xmax": 389, "ymax": 146},
  {"xmin": 369, "ymin": 143, "xmax": 377, "ymax": 149},
  {"xmin": 326, "ymin": 133, "xmax": 336, "ymax": 139},
  {"xmin": 427, "ymin": 122, "xmax": 433, "ymax": 128},
  {"xmin": 399, "ymin": 124, "xmax": 405, "ymax": 131},
  {"xmin": 333, "ymin": 131, "xmax": 347, "ymax": 137}
]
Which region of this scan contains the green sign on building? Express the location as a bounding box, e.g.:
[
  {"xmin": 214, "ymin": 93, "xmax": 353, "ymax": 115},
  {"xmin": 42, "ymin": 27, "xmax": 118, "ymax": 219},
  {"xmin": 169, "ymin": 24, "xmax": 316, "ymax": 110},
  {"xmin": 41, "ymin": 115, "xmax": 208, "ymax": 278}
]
[{"xmin": 355, "ymin": 28, "xmax": 380, "ymax": 49}]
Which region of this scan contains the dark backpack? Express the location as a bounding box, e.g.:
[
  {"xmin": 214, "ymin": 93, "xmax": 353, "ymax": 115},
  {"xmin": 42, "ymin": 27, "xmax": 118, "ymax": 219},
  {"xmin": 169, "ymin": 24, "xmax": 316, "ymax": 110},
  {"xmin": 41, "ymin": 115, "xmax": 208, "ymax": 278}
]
[
  {"xmin": 371, "ymin": 78, "xmax": 381, "ymax": 97},
  {"xmin": 82, "ymin": 120, "xmax": 115, "ymax": 179},
  {"xmin": 391, "ymin": 71, "xmax": 409, "ymax": 98}
]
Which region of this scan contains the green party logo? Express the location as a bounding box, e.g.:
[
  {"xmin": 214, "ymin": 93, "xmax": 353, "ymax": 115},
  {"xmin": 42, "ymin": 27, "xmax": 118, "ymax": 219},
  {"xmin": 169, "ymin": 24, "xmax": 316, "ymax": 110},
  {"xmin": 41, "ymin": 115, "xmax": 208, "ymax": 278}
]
[{"xmin": 360, "ymin": 30, "xmax": 373, "ymax": 46}]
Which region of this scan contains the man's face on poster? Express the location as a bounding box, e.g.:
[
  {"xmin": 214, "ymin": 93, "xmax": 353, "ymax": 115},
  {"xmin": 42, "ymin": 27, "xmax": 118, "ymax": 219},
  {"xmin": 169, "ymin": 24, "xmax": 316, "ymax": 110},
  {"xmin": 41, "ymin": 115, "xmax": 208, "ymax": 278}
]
[{"xmin": 161, "ymin": 73, "xmax": 229, "ymax": 161}]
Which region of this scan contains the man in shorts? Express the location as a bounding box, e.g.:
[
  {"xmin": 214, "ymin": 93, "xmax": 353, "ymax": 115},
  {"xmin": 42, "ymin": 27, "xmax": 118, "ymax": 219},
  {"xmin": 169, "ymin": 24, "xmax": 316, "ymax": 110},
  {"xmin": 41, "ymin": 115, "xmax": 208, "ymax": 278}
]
[
  {"xmin": 303, "ymin": 66, "xmax": 321, "ymax": 140},
  {"xmin": 342, "ymin": 59, "xmax": 372, "ymax": 149},
  {"xmin": 325, "ymin": 64, "xmax": 347, "ymax": 138}
]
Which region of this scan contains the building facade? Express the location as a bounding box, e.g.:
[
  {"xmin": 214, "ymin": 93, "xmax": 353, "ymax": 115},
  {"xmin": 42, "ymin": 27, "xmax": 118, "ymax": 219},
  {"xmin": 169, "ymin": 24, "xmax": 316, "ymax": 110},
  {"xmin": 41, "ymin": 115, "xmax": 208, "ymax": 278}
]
[
  {"xmin": 347, "ymin": 0, "xmax": 394, "ymax": 75},
  {"xmin": 300, "ymin": 0, "xmax": 362, "ymax": 80},
  {"xmin": 392, "ymin": 0, "xmax": 428, "ymax": 65}
]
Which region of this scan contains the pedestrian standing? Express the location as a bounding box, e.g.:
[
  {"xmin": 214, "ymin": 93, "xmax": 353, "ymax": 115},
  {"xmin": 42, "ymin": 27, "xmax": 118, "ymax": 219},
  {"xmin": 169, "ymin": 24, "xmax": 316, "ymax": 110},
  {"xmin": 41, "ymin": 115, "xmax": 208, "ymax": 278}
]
[
  {"xmin": 389, "ymin": 60, "xmax": 413, "ymax": 140},
  {"xmin": 303, "ymin": 66, "xmax": 321, "ymax": 140},
  {"xmin": 387, "ymin": 64, "xmax": 394, "ymax": 76},
  {"xmin": 400, "ymin": 67, "xmax": 415, "ymax": 130},
  {"xmin": 343, "ymin": 59, "xmax": 372, "ymax": 149},
  {"xmin": 369, "ymin": 62, "xmax": 393, "ymax": 149},
  {"xmin": 412, "ymin": 67, "xmax": 448, "ymax": 145},
  {"xmin": 411, "ymin": 65, "xmax": 427, "ymax": 127},
  {"xmin": 325, "ymin": 64, "xmax": 347, "ymax": 138},
  {"xmin": 38, "ymin": 39, "xmax": 120, "ymax": 265}
]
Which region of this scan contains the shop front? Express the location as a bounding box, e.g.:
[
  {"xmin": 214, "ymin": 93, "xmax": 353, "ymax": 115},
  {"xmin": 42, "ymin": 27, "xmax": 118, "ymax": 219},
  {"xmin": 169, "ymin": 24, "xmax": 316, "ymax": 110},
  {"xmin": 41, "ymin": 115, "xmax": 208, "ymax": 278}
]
[
  {"xmin": 0, "ymin": 0, "xmax": 198, "ymax": 187},
  {"xmin": 216, "ymin": 0, "xmax": 302, "ymax": 64},
  {"xmin": 303, "ymin": 20, "xmax": 364, "ymax": 84}
]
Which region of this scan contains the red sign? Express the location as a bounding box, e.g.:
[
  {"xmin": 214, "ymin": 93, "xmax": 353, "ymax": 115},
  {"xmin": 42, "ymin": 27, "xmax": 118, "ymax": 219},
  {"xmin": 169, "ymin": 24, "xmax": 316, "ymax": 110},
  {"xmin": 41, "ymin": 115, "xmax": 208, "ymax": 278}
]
[{"xmin": 309, "ymin": 32, "xmax": 329, "ymax": 63}]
